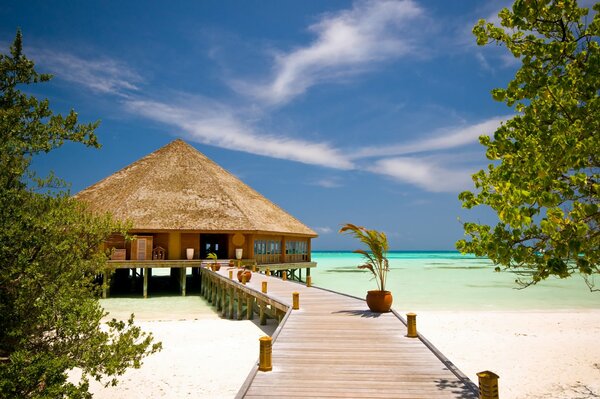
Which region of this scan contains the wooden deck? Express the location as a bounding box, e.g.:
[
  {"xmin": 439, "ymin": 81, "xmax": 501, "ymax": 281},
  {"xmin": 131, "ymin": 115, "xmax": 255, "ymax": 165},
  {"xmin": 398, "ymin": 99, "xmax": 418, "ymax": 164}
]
[{"xmin": 200, "ymin": 267, "xmax": 479, "ymax": 399}]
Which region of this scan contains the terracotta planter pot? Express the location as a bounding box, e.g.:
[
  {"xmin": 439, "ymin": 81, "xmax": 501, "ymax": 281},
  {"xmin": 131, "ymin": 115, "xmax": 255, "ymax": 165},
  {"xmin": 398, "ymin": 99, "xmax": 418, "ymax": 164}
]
[
  {"xmin": 211, "ymin": 264, "xmax": 221, "ymax": 272},
  {"xmin": 366, "ymin": 290, "xmax": 393, "ymax": 313},
  {"xmin": 237, "ymin": 270, "xmax": 252, "ymax": 283}
]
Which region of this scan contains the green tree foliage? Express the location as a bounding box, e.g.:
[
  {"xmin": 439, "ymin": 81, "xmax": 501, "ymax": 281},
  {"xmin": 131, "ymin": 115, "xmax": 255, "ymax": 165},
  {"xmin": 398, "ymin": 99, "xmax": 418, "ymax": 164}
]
[
  {"xmin": 0, "ymin": 30, "xmax": 160, "ymax": 397},
  {"xmin": 458, "ymin": 0, "xmax": 600, "ymax": 290}
]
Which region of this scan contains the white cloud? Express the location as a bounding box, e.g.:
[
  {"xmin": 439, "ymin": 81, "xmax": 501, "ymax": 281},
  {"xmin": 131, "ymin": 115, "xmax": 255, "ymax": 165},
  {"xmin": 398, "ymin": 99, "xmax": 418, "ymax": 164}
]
[
  {"xmin": 124, "ymin": 97, "xmax": 354, "ymax": 170},
  {"xmin": 367, "ymin": 156, "xmax": 474, "ymax": 193},
  {"xmin": 351, "ymin": 116, "xmax": 507, "ymax": 159},
  {"xmin": 30, "ymin": 48, "xmax": 142, "ymax": 95},
  {"xmin": 314, "ymin": 226, "xmax": 333, "ymax": 234},
  {"xmin": 313, "ymin": 177, "xmax": 343, "ymax": 188},
  {"xmin": 233, "ymin": 0, "xmax": 424, "ymax": 105}
]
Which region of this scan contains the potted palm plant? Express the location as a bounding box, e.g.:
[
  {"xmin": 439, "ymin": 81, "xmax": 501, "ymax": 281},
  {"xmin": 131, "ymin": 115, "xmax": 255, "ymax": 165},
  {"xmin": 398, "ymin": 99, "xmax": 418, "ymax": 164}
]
[
  {"xmin": 207, "ymin": 252, "xmax": 221, "ymax": 271},
  {"xmin": 339, "ymin": 223, "xmax": 392, "ymax": 313}
]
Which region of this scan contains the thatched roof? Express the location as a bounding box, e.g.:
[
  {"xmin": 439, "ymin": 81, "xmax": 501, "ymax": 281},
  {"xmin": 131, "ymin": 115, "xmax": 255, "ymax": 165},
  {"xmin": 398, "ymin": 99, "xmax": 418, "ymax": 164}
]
[{"xmin": 75, "ymin": 139, "xmax": 317, "ymax": 236}]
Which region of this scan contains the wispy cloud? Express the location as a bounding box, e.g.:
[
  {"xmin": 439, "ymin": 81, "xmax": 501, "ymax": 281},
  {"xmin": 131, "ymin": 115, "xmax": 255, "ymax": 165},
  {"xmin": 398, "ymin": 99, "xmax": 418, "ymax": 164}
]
[
  {"xmin": 124, "ymin": 97, "xmax": 354, "ymax": 170},
  {"xmin": 314, "ymin": 226, "xmax": 333, "ymax": 234},
  {"xmin": 232, "ymin": 0, "xmax": 424, "ymax": 105},
  {"xmin": 25, "ymin": 1, "xmax": 511, "ymax": 195},
  {"xmin": 351, "ymin": 117, "xmax": 507, "ymax": 159},
  {"xmin": 29, "ymin": 48, "xmax": 142, "ymax": 96},
  {"xmin": 367, "ymin": 156, "xmax": 474, "ymax": 193},
  {"xmin": 313, "ymin": 177, "xmax": 343, "ymax": 188}
]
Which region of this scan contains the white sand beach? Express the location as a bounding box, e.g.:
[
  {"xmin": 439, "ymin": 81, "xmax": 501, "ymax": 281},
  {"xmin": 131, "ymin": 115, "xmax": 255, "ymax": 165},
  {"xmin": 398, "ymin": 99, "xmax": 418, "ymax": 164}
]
[
  {"xmin": 88, "ymin": 298, "xmax": 600, "ymax": 399},
  {"xmin": 86, "ymin": 297, "xmax": 277, "ymax": 399},
  {"xmin": 417, "ymin": 310, "xmax": 600, "ymax": 399}
]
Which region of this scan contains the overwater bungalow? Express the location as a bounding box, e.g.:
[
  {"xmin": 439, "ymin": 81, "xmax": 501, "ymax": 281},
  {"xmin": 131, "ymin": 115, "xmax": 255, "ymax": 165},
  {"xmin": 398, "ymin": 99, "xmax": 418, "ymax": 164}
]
[{"xmin": 75, "ymin": 139, "xmax": 317, "ymax": 296}]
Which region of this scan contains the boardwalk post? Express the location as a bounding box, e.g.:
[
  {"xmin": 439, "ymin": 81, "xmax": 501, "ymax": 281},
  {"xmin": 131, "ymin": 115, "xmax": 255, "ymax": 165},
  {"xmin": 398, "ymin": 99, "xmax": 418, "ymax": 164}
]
[
  {"xmin": 282, "ymin": 271, "xmax": 287, "ymax": 281},
  {"xmin": 262, "ymin": 281, "xmax": 268, "ymax": 293},
  {"xmin": 229, "ymin": 270, "xmax": 233, "ymax": 279},
  {"xmin": 219, "ymin": 283, "xmax": 227, "ymax": 310},
  {"xmin": 252, "ymin": 264, "xmax": 257, "ymax": 272},
  {"xmin": 477, "ymin": 371, "xmax": 499, "ymax": 399},
  {"xmin": 229, "ymin": 286, "xmax": 235, "ymax": 319},
  {"xmin": 241, "ymin": 274, "xmax": 247, "ymax": 285},
  {"xmin": 259, "ymin": 302, "xmax": 267, "ymax": 325},
  {"xmin": 292, "ymin": 292, "xmax": 300, "ymax": 310},
  {"xmin": 306, "ymin": 275, "xmax": 312, "ymax": 287},
  {"xmin": 406, "ymin": 313, "xmax": 418, "ymax": 338},
  {"xmin": 237, "ymin": 291, "xmax": 244, "ymax": 320},
  {"xmin": 266, "ymin": 268, "xmax": 271, "ymax": 276},
  {"xmin": 258, "ymin": 336, "xmax": 273, "ymax": 372},
  {"xmin": 246, "ymin": 296, "xmax": 254, "ymax": 320}
]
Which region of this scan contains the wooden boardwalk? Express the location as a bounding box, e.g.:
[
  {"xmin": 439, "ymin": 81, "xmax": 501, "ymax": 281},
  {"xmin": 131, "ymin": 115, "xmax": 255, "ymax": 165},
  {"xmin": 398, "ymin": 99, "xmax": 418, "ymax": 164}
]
[{"xmin": 201, "ymin": 268, "xmax": 479, "ymax": 399}]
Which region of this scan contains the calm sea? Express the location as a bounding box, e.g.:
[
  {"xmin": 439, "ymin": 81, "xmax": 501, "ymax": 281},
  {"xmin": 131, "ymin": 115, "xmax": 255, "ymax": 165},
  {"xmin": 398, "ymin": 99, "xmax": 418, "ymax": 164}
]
[{"xmin": 310, "ymin": 251, "xmax": 599, "ymax": 311}]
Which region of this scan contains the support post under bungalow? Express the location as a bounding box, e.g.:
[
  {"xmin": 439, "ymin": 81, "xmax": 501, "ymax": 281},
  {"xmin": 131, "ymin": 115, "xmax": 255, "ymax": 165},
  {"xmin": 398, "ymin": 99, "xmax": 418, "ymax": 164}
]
[
  {"xmin": 180, "ymin": 267, "xmax": 187, "ymax": 296},
  {"xmin": 143, "ymin": 267, "xmax": 148, "ymax": 299},
  {"xmin": 102, "ymin": 270, "xmax": 110, "ymax": 299}
]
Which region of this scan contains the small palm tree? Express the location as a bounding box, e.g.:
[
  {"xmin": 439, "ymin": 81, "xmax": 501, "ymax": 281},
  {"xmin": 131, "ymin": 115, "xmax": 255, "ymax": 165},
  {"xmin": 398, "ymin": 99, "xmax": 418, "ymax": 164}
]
[
  {"xmin": 207, "ymin": 252, "xmax": 218, "ymax": 264},
  {"xmin": 339, "ymin": 223, "xmax": 390, "ymax": 291}
]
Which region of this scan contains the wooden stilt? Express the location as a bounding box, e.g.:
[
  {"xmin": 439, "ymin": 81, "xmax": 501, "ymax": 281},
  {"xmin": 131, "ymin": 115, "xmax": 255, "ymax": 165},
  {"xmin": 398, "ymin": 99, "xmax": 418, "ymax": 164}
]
[
  {"xmin": 102, "ymin": 270, "xmax": 110, "ymax": 299},
  {"xmin": 221, "ymin": 284, "xmax": 228, "ymax": 317},
  {"xmin": 246, "ymin": 296, "xmax": 254, "ymax": 320},
  {"xmin": 259, "ymin": 302, "xmax": 267, "ymax": 326},
  {"xmin": 212, "ymin": 278, "xmax": 218, "ymax": 305},
  {"xmin": 228, "ymin": 286, "xmax": 235, "ymax": 319},
  {"xmin": 180, "ymin": 267, "xmax": 187, "ymax": 296},
  {"xmin": 217, "ymin": 282, "xmax": 223, "ymax": 311},
  {"xmin": 143, "ymin": 267, "xmax": 148, "ymax": 298},
  {"xmin": 237, "ymin": 291, "xmax": 244, "ymax": 320}
]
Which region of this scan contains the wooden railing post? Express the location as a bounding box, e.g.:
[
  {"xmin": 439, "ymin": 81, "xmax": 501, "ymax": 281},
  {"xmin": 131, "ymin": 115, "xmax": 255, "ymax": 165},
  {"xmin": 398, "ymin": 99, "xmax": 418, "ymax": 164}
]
[
  {"xmin": 406, "ymin": 313, "xmax": 418, "ymax": 338},
  {"xmin": 292, "ymin": 292, "xmax": 300, "ymax": 310},
  {"xmin": 477, "ymin": 371, "xmax": 499, "ymax": 399},
  {"xmin": 258, "ymin": 336, "xmax": 273, "ymax": 372}
]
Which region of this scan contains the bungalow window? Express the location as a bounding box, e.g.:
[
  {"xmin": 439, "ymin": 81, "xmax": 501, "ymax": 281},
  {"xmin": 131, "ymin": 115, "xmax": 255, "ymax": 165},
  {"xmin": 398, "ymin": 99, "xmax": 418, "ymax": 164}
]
[
  {"xmin": 254, "ymin": 239, "xmax": 281, "ymax": 264},
  {"xmin": 285, "ymin": 240, "xmax": 308, "ymax": 262}
]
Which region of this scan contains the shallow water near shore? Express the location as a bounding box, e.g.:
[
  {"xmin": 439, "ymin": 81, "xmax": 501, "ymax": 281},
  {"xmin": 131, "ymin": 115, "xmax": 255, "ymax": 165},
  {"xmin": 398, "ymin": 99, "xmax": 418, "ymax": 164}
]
[{"xmin": 310, "ymin": 251, "xmax": 599, "ymax": 310}]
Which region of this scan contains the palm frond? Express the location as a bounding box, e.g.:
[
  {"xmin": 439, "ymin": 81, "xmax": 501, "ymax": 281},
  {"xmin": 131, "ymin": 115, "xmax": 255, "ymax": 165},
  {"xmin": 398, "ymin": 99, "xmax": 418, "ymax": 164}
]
[{"xmin": 339, "ymin": 223, "xmax": 391, "ymax": 291}]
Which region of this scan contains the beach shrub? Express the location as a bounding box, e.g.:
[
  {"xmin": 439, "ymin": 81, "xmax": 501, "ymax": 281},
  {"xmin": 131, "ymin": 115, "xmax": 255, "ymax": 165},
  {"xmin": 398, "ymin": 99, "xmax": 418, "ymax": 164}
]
[
  {"xmin": 458, "ymin": 0, "xmax": 599, "ymax": 290},
  {"xmin": 339, "ymin": 224, "xmax": 390, "ymax": 291},
  {"xmin": 0, "ymin": 30, "xmax": 161, "ymax": 397}
]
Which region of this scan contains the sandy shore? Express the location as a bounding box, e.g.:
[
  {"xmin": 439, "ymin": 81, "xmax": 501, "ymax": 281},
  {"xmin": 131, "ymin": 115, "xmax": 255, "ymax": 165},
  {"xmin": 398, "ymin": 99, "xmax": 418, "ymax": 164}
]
[
  {"xmin": 85, "ymin": 297, "xmax": 277, "ymax": 398},
  {"xmin": 87, "ymin": 297, "xmax": 600, "ymax": 398},
  {"xmin": 415, "ymin": 310, "xmax": 600, "ymax": 399}
]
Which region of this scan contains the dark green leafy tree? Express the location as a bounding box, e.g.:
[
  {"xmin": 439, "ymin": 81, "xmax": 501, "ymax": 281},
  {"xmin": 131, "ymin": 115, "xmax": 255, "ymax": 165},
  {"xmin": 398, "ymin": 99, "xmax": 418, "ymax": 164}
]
[
  {"xmin": 0, "ymin": 30, "xmax": 160, "ymax": 398},
  {"xmin": 458, "ymin": 0, "xmax": 599, "ymax": 290}
]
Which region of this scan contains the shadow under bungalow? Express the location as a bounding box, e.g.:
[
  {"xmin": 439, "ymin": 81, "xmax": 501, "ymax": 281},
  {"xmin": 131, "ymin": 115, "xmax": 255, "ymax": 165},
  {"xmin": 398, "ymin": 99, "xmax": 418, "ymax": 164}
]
[{"xmin": 75, "ymin": 139, "xmax": 317, "ymax": 298}]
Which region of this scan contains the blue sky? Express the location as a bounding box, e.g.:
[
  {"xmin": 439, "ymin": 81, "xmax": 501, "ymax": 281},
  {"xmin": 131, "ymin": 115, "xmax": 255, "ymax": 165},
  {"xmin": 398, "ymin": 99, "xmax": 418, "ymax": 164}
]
[{"xmin": 3, "ymin": 0, "xmax": 527, "ymax": 250}]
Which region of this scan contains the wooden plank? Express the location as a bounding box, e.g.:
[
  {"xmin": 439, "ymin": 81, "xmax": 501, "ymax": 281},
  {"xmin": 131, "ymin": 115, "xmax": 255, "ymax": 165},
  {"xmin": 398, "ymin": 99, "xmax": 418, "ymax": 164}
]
[{"xmin": 203, "ymin": 267, "xmax": 478, "ymax": 399}]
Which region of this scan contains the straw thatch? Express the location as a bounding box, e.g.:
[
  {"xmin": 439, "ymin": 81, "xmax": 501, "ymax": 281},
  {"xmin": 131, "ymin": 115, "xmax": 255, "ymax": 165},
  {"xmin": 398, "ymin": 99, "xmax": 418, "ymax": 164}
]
[{"xmin": 75, "ymin": 139, "xmax": 317, "ymax": 236}]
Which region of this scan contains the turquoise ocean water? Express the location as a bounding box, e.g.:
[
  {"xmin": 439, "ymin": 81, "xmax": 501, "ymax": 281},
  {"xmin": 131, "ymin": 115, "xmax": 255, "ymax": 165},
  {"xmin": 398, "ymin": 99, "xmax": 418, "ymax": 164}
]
[{"xmin": 310, "ymin": 251, "xmax": 599, "ymax": 311}]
